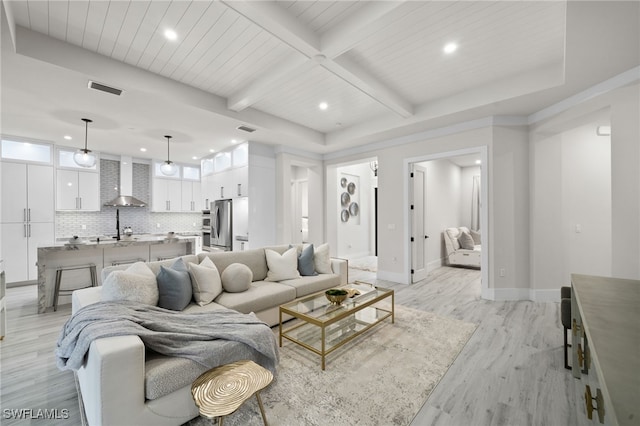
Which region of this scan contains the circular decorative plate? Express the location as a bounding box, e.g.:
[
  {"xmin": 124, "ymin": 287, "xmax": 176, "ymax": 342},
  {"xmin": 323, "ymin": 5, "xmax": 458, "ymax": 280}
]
[
  {"xmin": 349, "ymin": 202, "xmax": 359, "ymax": 217},
  {"xmin": 341, "ymin": 209, "xmax": 350, "ymax": 222},
  {"xmin": 341, "ymin": 192, "xmax": 351, "ymax": 207},
  {"xmin": 340, "ymin": 177, "xmax": 347, "ymax": 188},
  {"xmin": 347, "ymin": 182, "xmax": 356, "ymax": 194}
]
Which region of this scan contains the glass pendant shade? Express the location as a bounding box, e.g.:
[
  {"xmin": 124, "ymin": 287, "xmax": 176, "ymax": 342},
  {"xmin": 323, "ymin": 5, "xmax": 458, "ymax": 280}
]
[
  {"xmin": 160, "ymin": 135, "xmax": 177, "ymax": 176},
  {"xmin": 74, "ymin": 118, "xmax": 96, "ymax": 168},
  {"xmin": 160, "ymin": 161, "xmax": 177, "ymax": 176}
]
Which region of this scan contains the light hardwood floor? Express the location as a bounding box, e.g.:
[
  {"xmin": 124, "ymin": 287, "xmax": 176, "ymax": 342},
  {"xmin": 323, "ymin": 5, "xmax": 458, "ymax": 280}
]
[{"xmin": 0, "ymin": 267, "xmax": 589, "ymax": 426}]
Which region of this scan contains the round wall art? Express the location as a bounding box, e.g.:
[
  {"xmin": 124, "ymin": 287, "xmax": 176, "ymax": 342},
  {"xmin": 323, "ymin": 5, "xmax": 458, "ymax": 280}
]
[
  {"xmin": 341, "ymin": 209, "xmax": 350, "ymax": 222},
  {"xmin": 347, "ymin": 182, "xmax": 356, "ymax": 195},
  {"xmin": 340, "ymin": 177, "xmax": 347, "ymax": 188},
  {"xmin": 341, "ymin": 192, "xmax": 351, "ymax": 207},
  {"xmin": 349, "ymin": 202, "xmax": 359, "ymax": 217}
]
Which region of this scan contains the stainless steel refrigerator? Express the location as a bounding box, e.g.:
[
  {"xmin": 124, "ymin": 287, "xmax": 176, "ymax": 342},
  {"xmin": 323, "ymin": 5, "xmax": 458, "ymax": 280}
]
[{"xmin": 210, "ymin": 199, "xmax": 232, "ymax": 251}]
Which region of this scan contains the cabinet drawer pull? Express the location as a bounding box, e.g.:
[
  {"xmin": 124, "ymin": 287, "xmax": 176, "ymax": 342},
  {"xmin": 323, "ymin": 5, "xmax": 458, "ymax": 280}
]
[
  {"xmin": 585, "ymin": 385, "xmax": 605, "ymax": 423},
  {"xmin": 27, "ymin": 208, "xmax": 31, "ymax": 221},
  {"xmin": 572, "ymin": 319, "xmax": 581, "ymax": 336},
  {"xmin": 237, "ymin": 183, "xmax": 241, "ymax": 196},
  {"xmin": 577, "ymin": 343, "xmax": 584, "ymax": 368}
]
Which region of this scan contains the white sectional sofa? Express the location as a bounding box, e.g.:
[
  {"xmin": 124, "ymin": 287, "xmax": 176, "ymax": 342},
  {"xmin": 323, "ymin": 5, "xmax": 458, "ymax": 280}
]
[
  {"xmin": 443, "ymin": 227, "xmax": 481, "ymax": 268},
  {"xmin": 71, "ymin": 245, "xmax": 347, "ymax": 426}
]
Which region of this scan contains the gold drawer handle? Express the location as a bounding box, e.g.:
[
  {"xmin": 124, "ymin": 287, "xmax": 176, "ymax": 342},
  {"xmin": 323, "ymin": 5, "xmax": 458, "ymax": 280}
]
[
  {"xmin": 585, "ymin": 385, "xmax": 605, "ymax": 423},
  {"xmin": 572, "ymin": 319, "xmax": 582, "ymax": 336},
  {"xmin": 577, "ymin": 343, "xmax": 584, "ymax": 368}
]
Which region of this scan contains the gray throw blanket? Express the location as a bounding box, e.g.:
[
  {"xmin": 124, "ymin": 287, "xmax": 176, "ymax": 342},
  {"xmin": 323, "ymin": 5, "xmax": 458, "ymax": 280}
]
[{"xmin": 55, "ymin": 301, "xmax": 279, "ymax": 374}]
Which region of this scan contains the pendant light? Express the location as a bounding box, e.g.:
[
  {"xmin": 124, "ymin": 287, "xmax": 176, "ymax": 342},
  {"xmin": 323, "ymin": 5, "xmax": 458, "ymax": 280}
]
[
  {"xmin": 73, "ymin": 118, "xmax": 97, "ymax": 168},
  {"xmin": 160, "ymin": 135, "xmax": 178, "ymax": 176}
]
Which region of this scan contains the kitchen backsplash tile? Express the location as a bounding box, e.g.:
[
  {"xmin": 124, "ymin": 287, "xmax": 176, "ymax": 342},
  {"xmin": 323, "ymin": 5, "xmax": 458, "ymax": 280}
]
[{"xmin": 56, "ymin": 159, "xmax": 201, "ymax": 238}]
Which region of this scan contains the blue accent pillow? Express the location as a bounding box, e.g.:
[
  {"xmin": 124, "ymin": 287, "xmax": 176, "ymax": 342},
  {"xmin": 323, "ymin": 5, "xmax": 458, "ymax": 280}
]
[
  {"xmin": 157, "ymin": 258, "xmax": 193, "ymax": 311},
  {"xmin": 298, "ymin": 244, "xmax": 318, "ymax": 276}
]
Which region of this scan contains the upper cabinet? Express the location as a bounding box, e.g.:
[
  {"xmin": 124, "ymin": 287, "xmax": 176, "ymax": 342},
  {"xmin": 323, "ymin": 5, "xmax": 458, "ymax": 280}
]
[
  {"xmin": 55, "ymin": 148, "xmax": 100, "ymax": 211},
  {"xmin": 151, "ymin": 162, "xmax": 203, "ymax": 212},
  {"xmin": 56, "ymin": 170, "xmax": 100, "ymax": 211}
]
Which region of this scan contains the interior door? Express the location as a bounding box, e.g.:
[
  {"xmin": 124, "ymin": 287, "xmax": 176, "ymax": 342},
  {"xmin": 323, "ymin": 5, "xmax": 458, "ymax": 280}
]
[{"xmin": 411, "ymin": 164, "xmax": 428, "ymax": 283}]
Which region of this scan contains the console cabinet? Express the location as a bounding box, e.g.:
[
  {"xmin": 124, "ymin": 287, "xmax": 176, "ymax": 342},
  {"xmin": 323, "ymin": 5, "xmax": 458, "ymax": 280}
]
[{"xmin": 571, "ymin": 274, "xmax": 640, "ymax": 426}]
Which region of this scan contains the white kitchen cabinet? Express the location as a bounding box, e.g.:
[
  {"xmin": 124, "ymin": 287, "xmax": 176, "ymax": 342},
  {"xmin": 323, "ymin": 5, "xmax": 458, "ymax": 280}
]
[
  {"xmin": 2, "ymin": 162, "xmax": 54, "ymax": 223},
  {"xmin": 212, "ymin": 170, "xmax": 233, "ymax": 200},
  {"xmin": 232, "ymin": 166, "xmax": 249, "ymax": 198},
  {"xmin": 1, "ymin": 162, "xmax": 55, "ymax": 282},
  {"xmin": 181, "ymin": 181, "xmax": 202, "ymax": 212},
  {"xmin": 56, "ymin": 169, "xmax": 100, "ymax": 211},
  {"xmin": 1, "ymin": 221, "xmax": 54, "ymax": 282},
  {"xmin": 152, "ymin": 178, "xmax": 182, "ymax": 212}
]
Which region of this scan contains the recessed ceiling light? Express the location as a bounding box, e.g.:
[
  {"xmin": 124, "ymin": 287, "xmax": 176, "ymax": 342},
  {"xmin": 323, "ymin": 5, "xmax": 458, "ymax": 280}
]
[
  {"xmin": 231, "ymin": 139, "xmax": 238, "ymax": 144},
  {"xmin": 319, "ymin": 102, "xmax": 328, "ymax": 110},
  {"xmin": 209, "ymin": 149, "xmax": 215, "ymax": 153},
  {"xmin": 64, "ymin": 135, "xmax": 72, "ymax": 140},
  {"xmin": 140, "ymin": 148, "xmax": 147, "ymax": 152},
  {"xmin": 192, "ymin": 156, "xmax": 198, "ymax": 160},
  {"xmin": 164, "ymin": 29, "xmax": 177, "ymax": 41},
  {"xmin": 475, "ymin": 160, "xmax": 481, "ymax": 165},
  {"xmin": 443, "ymin": 43, "xmax": 458, "ymax": 54}
]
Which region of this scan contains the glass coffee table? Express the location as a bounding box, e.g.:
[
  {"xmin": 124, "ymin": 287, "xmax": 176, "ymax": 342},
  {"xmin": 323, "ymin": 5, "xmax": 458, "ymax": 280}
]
[{"xmin": 279, "ymin": 281, "xmax": 394, "ymax": 370}]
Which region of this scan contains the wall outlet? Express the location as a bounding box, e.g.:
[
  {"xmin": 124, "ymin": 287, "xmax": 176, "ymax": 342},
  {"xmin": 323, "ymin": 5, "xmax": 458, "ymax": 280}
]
[
  {"xmin": 193, "ymin": 222, "xmax": 196, "ymax": 227},
  {"xmin": 156, "ymin": 223, "xmax": 161, "ymax": 228},
  {"xmin": 388, "ymin": 224, "xmax": 396, "ymax": 230},
  {"xmin": 81, "ymin": 225, "xmax": 86, "ymax": 230},
  {"xmin": 499, "ymin": 268, "xmax": 506, "ymax": 277}
]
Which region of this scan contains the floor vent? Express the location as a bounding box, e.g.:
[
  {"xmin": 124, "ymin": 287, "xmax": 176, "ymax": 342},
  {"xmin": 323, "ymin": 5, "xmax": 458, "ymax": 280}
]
[
  {"xmin": 236, "ymin": 125, "xmax": 256, "ymax": 133},
  {"xmin": 88, "ymin": 80, "xmax": 123, "ymax": 96}
]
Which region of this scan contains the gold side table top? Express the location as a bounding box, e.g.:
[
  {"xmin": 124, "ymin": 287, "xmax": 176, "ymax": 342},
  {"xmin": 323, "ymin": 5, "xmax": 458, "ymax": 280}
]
[{"xmin": 191, "ymin": 360, "xmax": 273, "ymax": 424}]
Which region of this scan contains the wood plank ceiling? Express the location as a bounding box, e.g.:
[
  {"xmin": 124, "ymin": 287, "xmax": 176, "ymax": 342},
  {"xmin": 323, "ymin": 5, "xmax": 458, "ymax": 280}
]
[{"xmin": 5, "ymin": 0, "xmax": 568, "ymax": 154}]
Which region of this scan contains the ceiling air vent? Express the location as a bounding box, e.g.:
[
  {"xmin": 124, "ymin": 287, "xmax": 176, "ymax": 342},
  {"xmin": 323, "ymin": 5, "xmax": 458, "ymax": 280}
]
[
  {"xmin": 236, "ymin": 125, "xmax": 256, "ymax": 133},
  {"xmin": 88, "ymin": 80, "xmax": 123, "ymax": 96}
]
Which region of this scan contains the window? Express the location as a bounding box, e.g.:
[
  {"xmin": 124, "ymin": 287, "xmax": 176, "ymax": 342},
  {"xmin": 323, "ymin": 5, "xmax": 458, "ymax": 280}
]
[{"xmin": 1, "ymin": 139, "xmax": 52, "ymax": 164}]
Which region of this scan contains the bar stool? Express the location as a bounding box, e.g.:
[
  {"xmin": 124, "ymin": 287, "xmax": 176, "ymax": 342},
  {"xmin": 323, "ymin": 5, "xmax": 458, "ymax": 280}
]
[
  {"xmin": 561, "ymin": 286, "xmax": 572, "ymax": 370},
  {"xmin": 53, "ymin": 264, "xmax": 97, "ymax": 311}
]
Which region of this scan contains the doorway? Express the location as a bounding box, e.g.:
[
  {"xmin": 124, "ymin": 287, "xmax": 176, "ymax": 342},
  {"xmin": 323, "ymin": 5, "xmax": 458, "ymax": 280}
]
[{"xmin": 407, "ymin": 147, "xmax": 488, "ymax": 296}]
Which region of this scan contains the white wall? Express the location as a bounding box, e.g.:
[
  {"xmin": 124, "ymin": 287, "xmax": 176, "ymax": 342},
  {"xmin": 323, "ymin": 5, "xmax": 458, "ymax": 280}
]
[
  {"xmin": 530, "ymin": 84, "xmax": 640, "ymax": 298},
  {"xmin": 460, "ymin": 166, "xmax": 481, "ymax": 230},
  {"xmin": 275, "ymin": 153, "xmax": 324, "ymax": 246},
  {"xmin": 335, "ymin": 162, "xmax": 374, "ymax": 259},
  {"xmin": 417, "ymin": 159, "xmax": 461, "ymax": 268}
]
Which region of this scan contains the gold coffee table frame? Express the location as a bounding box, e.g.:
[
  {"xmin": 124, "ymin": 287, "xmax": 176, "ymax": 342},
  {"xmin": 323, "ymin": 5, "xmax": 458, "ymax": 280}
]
[{"xmin": 279, "ymin": 282, "xmax": 394, "ymax": 370}]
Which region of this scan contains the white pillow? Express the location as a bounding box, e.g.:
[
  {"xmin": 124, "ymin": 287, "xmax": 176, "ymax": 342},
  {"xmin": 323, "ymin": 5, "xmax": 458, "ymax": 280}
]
[
  {"xmin": 314, "ymin": 243, "xmax": 333, "ymax": 274},
  {"xmin": 188, "ymin": 257, "xmax": 222, "ymax": 306},
  {"xmin": 265, "ymin": 248, "xmax": 300, "ymax": 281},
  {"xmin": 102, "ymin": 262, "xmax": 158, "ymax": 305}
]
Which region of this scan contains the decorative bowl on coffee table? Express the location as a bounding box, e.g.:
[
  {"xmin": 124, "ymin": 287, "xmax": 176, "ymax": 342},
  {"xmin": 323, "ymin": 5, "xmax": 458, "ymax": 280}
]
[{"xmin": 325, "ymin": 289, "xmax": 348, "ymax": 305}]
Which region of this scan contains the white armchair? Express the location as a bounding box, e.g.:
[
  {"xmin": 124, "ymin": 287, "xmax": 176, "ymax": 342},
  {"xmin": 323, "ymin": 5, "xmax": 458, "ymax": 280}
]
[{"xmin": 443, "ymin": 227, "xmax": 481, "ymax": 268}]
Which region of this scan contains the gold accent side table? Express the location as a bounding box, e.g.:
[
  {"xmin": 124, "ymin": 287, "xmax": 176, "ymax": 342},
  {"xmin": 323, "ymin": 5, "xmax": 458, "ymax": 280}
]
[{"xmin": 191, "ymin": 360, "xmax": 273, "ymax": 426}]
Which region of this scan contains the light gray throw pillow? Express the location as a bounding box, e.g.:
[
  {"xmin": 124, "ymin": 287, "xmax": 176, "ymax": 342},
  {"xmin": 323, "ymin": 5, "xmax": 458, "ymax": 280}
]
[
  {"xmin": 101, "ymin": 262, "xmax": 158, "ymax": 305},
  {"xmin": 314, "ymin": 243, "xmax": 333, "ymax": 274},
  {"xmin": 188, "ymin": 257, "xmax": 222, "ymax": 306},
  {"xmin": 157, "ymin": 258, "xmax": 193, "ymax": 311},
  {"xmin": 458, "ymin": 230, "xmax": 475, "ymax": 250},
  {"xmin": 221, "ymin": 263, "xmax": 253, "ymax": 293}
]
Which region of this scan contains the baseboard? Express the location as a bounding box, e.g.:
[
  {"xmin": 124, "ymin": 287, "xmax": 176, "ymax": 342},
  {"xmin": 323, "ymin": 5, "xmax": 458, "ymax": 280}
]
[
  {"xmin": 531, "ymin": 288, "xmax": 561, "ymax": 303},
  {"xmin": 489, "ymin": 287, "xmax": 561, "ymax": 302},
  {"xmin": 426, "ymin": 258, "xmax": 444, "ymax": 272},
  {"xmin": 376, "ymin": 270, "xmax": 409, "ymax": 285}
]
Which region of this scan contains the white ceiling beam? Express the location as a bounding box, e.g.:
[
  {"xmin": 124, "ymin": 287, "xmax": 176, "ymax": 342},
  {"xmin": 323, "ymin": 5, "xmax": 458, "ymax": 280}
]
[
  {"xmin": 320, "ymin": 1, "xmax": 406, "ymax": 58},
  {"xmin": 1, "ymin": 0, "xmax": 18, "ymax": 51},
  {"xmin": 328, "ymin": 55, "xmax": 414, "ymax": 118},
  {"xmin": 219, "ymin": 0, "xmax": 320, "ymax": 57},
  {"xmin": 227, "ymin": 54, "xmax": 312, "ymax": 112},
  {"xmin": 13, "ymin": 26, "xmax": 325, "ymax": 146},
  {"xmin": 222, "ymin": 0, "xmax": 413, "ymax": 119}
]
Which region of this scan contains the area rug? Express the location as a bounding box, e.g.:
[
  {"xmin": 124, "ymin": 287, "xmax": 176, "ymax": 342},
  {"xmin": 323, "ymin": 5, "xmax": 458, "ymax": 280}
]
[
  {"xmin": 184, "ymin": 305, "xmax": 477, "ymax": 426},
  {"xmin": 348, "ymin": 255, "xmax": 378, "ymax": 272}
]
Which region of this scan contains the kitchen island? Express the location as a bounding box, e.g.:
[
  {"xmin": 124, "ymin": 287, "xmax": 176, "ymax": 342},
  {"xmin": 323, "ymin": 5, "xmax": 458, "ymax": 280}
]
[{"xmin": 37, "ymin": 235, "xmax": 196, "ymax": 313}]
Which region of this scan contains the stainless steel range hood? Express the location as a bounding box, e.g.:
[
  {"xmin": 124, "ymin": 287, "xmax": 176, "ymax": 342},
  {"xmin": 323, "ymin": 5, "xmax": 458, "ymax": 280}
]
[{"xmin": 104, "ymin": 156, "xmax": 147, "ymax": 207}]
